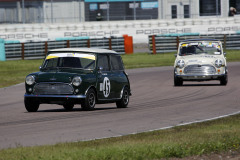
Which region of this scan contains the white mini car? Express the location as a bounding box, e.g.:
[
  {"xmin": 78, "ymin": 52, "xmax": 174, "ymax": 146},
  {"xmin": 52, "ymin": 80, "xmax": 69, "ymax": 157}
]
[{"xmin": 174, "ymin": 39, "xmax": 228, "ymax": 86}]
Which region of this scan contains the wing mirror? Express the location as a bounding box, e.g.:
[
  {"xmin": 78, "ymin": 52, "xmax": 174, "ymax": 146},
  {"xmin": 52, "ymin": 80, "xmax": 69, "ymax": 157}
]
[{"xmin": 98, "ymin": 66, "xmax": 103, "ymax": 73}]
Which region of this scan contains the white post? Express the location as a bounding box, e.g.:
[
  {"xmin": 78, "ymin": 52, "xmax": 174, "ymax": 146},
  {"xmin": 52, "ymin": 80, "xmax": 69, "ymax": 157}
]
[
  {"xmin": 107, "ymin": 0, "xmax": 109, "ymax": 21},
  {"xmin": 133, "ymin": 0, "xmax": 136, "ymax": 20},
  {"xmin": 51, "ymin": 0, "xmax": 53, "ymax": 23},
  {"xmin": 79, "ymin": 0, "xmax": 81, "ymax": 22},
  {"xmin": 22, "ymin": 0, "xmax": 25, "ymax": 23}
]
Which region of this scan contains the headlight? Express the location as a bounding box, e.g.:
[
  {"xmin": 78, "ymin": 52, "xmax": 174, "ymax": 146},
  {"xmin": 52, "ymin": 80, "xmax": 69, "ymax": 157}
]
[
  {"xmin": 215, "ymin": 59, "xmax": 223, "ymax": 68},
  {"xmin": 72, "ymin": 76, "xmax": 82, "ymax": 86},
  {"xmin": 26, "ymin": 75, "xmax": 35, "ymax": 85},
  {"xmin": 177, "ymin": 60, "xmax": 185, "ymax": 69}
]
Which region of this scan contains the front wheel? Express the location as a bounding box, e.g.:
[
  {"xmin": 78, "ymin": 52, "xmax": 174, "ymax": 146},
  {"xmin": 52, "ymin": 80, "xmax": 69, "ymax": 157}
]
[
  {"xmin": 116, "ymin": 87, "xmax": 129, "ymax": 108},
  {"xmin": 63, "ymin": 102, "xmax": 74, "ymax": 111},
  {"xmin": 220, "ymin": 75, "xmax": 228, "ymax": 86},
  {"xmin": 81, "ymin": 88, "xmax": 96, "ymax": 111},
  {"xmin": 174, "ymin": 74, "xmax": 183, "ymax": 86},
  {"xmin": 24, "ymin": 98, "xmax": 39, "ymax": 112}
]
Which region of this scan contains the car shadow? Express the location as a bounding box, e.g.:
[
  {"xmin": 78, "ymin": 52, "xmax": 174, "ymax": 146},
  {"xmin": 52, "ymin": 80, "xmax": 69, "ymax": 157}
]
[
  {"xmin": 181, "ymin": 83, "xmax": 222, "ymax": 87},
  {"xmin": 38, "ymin": 106, "xmax": 117, "ymax": 112}
]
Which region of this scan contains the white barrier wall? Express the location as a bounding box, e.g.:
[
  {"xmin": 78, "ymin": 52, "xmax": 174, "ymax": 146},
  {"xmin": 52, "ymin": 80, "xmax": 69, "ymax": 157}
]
[{"xmin": 1, "ymin": 17, "xmax": 240, "ymax": 44}]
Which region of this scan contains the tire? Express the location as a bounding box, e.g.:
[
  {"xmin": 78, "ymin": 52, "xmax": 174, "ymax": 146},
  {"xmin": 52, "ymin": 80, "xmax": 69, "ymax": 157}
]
[
  {"xmin": 220, "ymin": 68, "xmax": 228, "ymax": 86},
  {"xmin": 63, "ymin": 102, "xmax": 74, "ymax": 111},
  {"xmin": 174, "ymin": 74, "xmax": 183, "ymax": 86},
  {"xmin": 220, "ymin": 75, "xmax": 228, "ymax": 86},
  {"xmin": 81, "ymin": 88, "xmax": 96, "ymax": 111},
  {"xmin": 24, "ymin": 98, "xmax": 39, "ymax": 112},
  {"xmin": 116, "ymin": 87, "xmax": 129, "ymax": 108}
]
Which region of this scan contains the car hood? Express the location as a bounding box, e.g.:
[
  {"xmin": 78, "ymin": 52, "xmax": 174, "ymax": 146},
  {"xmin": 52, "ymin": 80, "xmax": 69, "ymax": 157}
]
[
  {"xmin": 179, "ymin": 55, "xmax": 224, "ymax": 65},
  {"xmin": 32, "ymin": 69, "xmax": 93, "ymax": 83}
]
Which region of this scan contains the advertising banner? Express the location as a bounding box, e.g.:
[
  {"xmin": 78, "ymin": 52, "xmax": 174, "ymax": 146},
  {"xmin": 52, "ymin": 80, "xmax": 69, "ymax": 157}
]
[{"xmin": 0, "ymin": 20, "xmax": 240, "ymax": 44}]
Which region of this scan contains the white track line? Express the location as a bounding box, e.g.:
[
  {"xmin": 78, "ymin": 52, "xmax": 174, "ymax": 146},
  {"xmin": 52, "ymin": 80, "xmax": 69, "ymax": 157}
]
[{"xmin": 78, "ymin": 110, "xmax": 240, "ymax": 142}]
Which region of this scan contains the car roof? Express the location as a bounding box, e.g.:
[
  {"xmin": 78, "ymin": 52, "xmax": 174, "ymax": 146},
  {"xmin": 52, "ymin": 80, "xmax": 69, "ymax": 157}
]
[
  {"xmin": 180, "ymin": 39, "xmax": 221, "ymax": 43},
  {"xmin": 48, "ymin": 48, "xmax": 118, "ymax": 54}
]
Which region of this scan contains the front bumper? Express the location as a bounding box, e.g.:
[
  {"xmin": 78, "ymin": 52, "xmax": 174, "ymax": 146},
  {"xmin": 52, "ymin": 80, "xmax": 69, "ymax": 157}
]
[
  {"xmin": 175, "ymin": 74, "xmax": 226, "ymax": 81},
  {"xmin": 24, "ymin": 94, "xmax": 86, "ymax": 104},
  {"xmin": 24, "ymin": 94, "xmax": 86, "ymax": 98}
]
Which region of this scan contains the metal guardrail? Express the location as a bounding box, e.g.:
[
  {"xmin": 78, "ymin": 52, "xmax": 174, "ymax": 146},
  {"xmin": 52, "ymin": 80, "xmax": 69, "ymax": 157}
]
[
  {"xmin": 4, "ymin": 37, "xmax": 126, "ymax": 60},
  {"xmin": 89, "ymin": 37, "xmax": 125, "ymax": 53},
  {"xmin": 149, "ymin": 33, "xmax": 240, "ymax": 54}
]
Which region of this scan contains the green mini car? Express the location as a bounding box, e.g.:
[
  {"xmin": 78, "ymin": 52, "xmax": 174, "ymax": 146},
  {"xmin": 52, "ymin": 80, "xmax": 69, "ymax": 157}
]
[{"xmin": 24, "ymin": 48, "xmax": 131, "ymax": 112}]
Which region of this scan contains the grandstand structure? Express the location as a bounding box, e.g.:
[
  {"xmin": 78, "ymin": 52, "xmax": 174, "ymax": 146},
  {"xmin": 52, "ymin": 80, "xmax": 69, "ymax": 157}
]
[
  {"xmin": 0, "ymin": 0, "xmax": 240, "ymax": 44},
  {"xmin": 0, "ymin": 0, "xmax": 239, "ymax": 23}
]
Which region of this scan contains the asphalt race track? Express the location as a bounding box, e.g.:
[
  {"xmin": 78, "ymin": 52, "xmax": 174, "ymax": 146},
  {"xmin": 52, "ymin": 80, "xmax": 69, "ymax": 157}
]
[{"xmin": 0, "ymin": 62, "xmax": 240, "ymax": 149}]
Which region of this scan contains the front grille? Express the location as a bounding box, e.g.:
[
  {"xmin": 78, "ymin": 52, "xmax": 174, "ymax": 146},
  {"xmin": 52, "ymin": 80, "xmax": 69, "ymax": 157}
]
[
  {"xmin": 33, "ymin": 83, "xmax": 74, "ymax": 95},
  {"xmin": 184, "ymin": 65, "xmax": 216, "ymax": 75}
]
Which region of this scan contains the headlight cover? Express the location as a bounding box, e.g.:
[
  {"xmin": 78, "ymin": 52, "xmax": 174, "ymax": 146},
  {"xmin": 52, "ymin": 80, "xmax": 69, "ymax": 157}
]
[
  {"xmin": 72, "ymin": 76, "xmax": 82, "ymax": 86},
  {"xmin": 215, "ymin": 59, "xmax": 223, "ymax": 68},
  {"xmin": 26, "ymin": 75, "xmax": 35, "ymax": 85},
  {"xmin": 177, "ymin": 60, "xmax": 185, "ymax": 69}
]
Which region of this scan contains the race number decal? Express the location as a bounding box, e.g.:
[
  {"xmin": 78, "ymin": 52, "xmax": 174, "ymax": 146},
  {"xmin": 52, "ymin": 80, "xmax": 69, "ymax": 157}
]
[{"xmin": 103, "ymin": 77, "xmax": 111, "ymax": 97}]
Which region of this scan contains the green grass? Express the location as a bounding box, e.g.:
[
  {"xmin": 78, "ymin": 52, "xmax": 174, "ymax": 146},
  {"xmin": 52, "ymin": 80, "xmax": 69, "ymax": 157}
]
[
  {"xmin": 0, "ymin": 59, "xmax": 43, "ymax": 88},
  {"xmin": 1, "ymin": 50, "xmax": 240, "ymax": 88},
  {"xmin": 224, "ymin": 49, "xmax": 240, "ymax": 61},
  {"xmin": 0, "ymin": 114, "xmax": 239, "ymax": 160},
  {"xmin": 122, "ymin": 52, "xmax": 175, "ymax": 69}
]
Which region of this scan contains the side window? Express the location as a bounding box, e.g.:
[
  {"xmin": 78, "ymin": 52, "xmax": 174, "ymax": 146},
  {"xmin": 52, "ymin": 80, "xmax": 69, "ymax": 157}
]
[
  {"xmin": 43, "ymin": 58, "xmax": 58, "ymax": 68},
  {"xmin": 110, "ymin": 55, "xmax": 124, "ymax": 71},
  {"xmin": 98, "ymin": 55, "xmax": 110, "ymax": 71}
]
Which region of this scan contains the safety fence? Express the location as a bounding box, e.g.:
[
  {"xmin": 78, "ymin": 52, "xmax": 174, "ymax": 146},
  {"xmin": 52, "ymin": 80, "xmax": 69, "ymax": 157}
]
[
  {"xmin": 149, "ymin": 33, "xmax": 240, "ymax": 54},
  {"xmin": 1, "ymin": 36, "xmax": 133, "ymax": 61}
]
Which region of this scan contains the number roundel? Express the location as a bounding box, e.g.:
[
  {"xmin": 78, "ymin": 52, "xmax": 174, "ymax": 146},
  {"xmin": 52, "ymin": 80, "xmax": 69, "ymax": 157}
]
[{"xmin": 103, "ymin": 77, "xmax": 111, "ymax": 98}]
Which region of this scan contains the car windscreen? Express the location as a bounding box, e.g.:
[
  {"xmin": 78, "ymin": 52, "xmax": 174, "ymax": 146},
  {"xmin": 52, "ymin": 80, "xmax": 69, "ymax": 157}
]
[
  {"xmin": 42, "ymin": 53, "xmax": 96, "ymax": 70},
  {"xmin": 179, "ymin": 41, "xmax": 222, "ymax": 56}
]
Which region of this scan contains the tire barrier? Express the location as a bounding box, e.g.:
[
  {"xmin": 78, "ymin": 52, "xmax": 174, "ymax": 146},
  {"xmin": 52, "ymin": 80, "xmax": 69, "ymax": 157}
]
[
  {"xmin": 2, "ymin": 36, "xmax": 132, "ymax": 61},
  {"xmin": 149, "ymin": 33, "xmax": 240, "ymax": 54}
]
